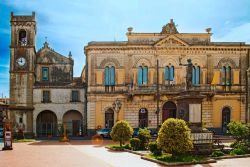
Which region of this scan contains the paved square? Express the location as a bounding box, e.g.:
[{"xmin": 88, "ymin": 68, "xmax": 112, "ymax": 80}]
[{"xmin": 1, "ymin": 140, "xmax": 250, "ymax": 167}]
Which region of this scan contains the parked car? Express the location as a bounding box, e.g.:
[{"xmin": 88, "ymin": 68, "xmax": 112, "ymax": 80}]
[
  {"xmin": 96, "ymin": 128, "xmax": 111, "ymax": 138},
  {"xmin": 132, "ymin": 128, "xmax": 158, "ymax": 138},
  {"xmin": 132, "ymin": 128, "xmax": 139, "ymax": 137},
  {"xmin": 0, "ymin": 128, "xmax": 3, "ymax": 138},
  {"xmin": 150, "ymin": 128, "xmax": 158, "ymax": 137}
]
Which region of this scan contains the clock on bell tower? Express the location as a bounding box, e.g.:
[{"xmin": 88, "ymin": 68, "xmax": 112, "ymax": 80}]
[{"xmin": 9, "ymin": 12, "xmax": 36, "ymax": 134}]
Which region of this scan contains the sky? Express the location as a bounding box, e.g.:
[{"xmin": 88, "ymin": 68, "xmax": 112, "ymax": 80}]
[{"xmin": 1, "ymin": 0, "xmax": 250, "ymax": 97}]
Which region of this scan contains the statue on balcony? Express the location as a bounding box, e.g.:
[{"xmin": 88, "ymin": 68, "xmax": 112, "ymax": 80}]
[{"xmin": 179, "ymin": 58, "xmax": 193, "ymax": 90}]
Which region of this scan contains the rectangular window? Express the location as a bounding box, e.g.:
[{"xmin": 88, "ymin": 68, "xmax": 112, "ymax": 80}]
[
  {"xmin": 71, "ymin": 90, "xmax": 79, "ymax": 102},
  {"xmin": 42, "ymin": 90, "xmax": 50, "ymax": 103},
  {"xmin": 42, "ymin": 67, "xmax": 49, "ymax": 81}
]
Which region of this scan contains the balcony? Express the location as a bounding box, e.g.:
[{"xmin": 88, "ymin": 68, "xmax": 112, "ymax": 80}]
[{"xmin": 88, "ymin": 84, "xmax": 246, "ymax": 95}]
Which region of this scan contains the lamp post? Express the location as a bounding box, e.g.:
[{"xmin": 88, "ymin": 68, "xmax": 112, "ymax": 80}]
[{"xmin": 112, "ymin": 99, "xmax": 122, "ymax": 122}]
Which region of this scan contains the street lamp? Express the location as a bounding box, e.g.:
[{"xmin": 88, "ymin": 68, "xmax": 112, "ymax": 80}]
[{"xmin": 112, "ymin": 99, "xmax": 122, "ymax": 121}]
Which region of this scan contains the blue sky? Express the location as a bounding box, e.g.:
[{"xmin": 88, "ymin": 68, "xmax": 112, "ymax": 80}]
[{"xmin": 1, "ymin": 0, "xmax": 250, "ymax": 97}]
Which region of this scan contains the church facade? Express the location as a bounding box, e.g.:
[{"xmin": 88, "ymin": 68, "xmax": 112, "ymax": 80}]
[
  {"xmin": 9, "ymin": 12, "xmax": 86, "ymax": 137},
  {"xmin": 85, "ymin": 19, "xmax": 250, "ymax": 134}
]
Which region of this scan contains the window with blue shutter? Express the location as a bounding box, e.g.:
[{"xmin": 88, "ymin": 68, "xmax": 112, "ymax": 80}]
[
  {"xmin": 105, "ymin": 66, "xmax": 109, "ymax": 86},
  {"xmin": 110, "ymin": 66, "xmax": 115, "ymax": 86},
  {"xmin": 169, "ymin": 66, "xmax": 174, "ymax": 81},
  {"xmin": 192, "ymin": 66, "xmax": 196, "ymax": 84},
  {"xmin": 143, "ymin": 66, "xmax": 148, "ymax": 85},
  {"xmin": 226, "ymin": 66, "xmax": 231, "ymax": 85},
  {"xmin": 165, "ymin": 66, "xmax": 169, "ymax": 80},
  {"xmin": 42, "ymin": 67, "xmax": 49, "ymax": 81},
  {"xmin": 195, "ymin": 66, "xmax": 200, "ymax": 84},
  {"xmin": 221, "ymin": 66, "xmax": 226, "ymax": 85},
  {"xmin": 138, "ymin": 66, "xmax": 143, "ymax": 85}
]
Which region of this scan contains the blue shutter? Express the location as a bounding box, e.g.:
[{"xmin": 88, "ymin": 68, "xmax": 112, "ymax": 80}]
[
  {"xmin": 165, "ymin": 66, "xmax": 169, "ymax": 80},
  {"xmin": 143, "ymin": 66, "xmax": 148, "ymax": 85},
  {"xmin": 195, "ymin": 66, "xmax": 200, "ymax": 84},
  {"xmin": 42, "ymin": 67, "xmax": 49, "ymax": 81},
  {"xmin": 221, "ymin": 66, "xmax": 226, "ymax": 85},
  {"xmin": 170, "ymin": 66, "xmax": 174, "ymax": 81},
  {"xmin": 192, "ymin": 66, "xmax": 196, "ymax": 84},
  {"xmin": 138, "ymin": 66, "xmax": 143, "ymax": 85},
  {"xmin": 105, "ymin": 66, "xmax": 109, "ymax": 86},
  {"xmin": 226, "ymin": 66, "xmax": 231, "ymax": 85},
  {"xmin": 110, "ymin": 66, "xmax": 115, "ymax": 86}
]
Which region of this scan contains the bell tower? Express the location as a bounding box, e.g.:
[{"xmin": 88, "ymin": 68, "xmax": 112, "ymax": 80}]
[{"xmin": 9, "ymin": 12, "xmax": 36, "ymax": 134}]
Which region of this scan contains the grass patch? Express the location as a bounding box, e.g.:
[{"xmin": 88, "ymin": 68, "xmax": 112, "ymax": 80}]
[
  {"xmin": 147, "ymin": 153, "xmax": 206, "ymax": 163},
  {"xmin": 13, "ymin": 139, "xmax": 37, "ymax": 143},
  {"xmin": 106, "ymin": 144, "xmax": 131, "ymax": 151}
]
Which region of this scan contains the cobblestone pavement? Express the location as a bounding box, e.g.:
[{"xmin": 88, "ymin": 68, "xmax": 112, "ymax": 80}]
[{"xmin": 0, "ymin": 140, "xmax": 250, "ymax": 167}]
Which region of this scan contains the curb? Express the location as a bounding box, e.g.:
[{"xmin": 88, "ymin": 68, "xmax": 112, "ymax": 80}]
[
  {"xmin": 141, "ymin": 156, "xmax": 217, "ymax": 166},
  {"xmin": 124, "ymin": 149, "xmax": 146, "ymax": 156},
  {"xmin": 213, "ymin": 154, "xmax": 250, "ymax": 160}
]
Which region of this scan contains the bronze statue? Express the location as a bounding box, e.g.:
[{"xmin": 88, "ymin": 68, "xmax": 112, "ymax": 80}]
[{"xmin": 179, "ymin": 58, "xmax": 193, "ymax": 90}]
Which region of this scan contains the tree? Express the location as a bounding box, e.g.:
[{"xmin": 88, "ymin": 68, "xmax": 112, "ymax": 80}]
[
  {"xmin": 227, "ymin": 121, "xmax": 249, "ymax": 141},
  {"xmin": 157, "ymin": 118, "xmax": 193, "ymax": 156},
  {"xmin": 138, "ymin": 128, "xmax": 151, "ymax": 150},
  {"xmin": 110, "ymin": 120, "xmax": 133, "ymax": 147}
]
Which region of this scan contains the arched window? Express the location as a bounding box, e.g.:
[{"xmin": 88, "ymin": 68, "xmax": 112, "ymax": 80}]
[
  {"xmin": 138, "ymin": 66, "xmax": 148, "ymax": 85},
  {"xmin": 105, "ymin": 66, "xmax": 109, "ymax": 86},
  {"xmin": 19, "ymin": 29, "xmax": 27, "ymax": 46},
  {"xmin": 105, "ymin": 66, "xmax": 116, "ymax": 86},
  {"xmin": 221, "ymin": 66, "xmax": 226, "ymax": 85},
  {"xmin": 169, "ymin": 66, "xmax": 174, "ymax": 81},
  {"xmin": 226, "ymin": 66, "xmax": 231, "ymax": 85},
  {"xmin": 165, "ymin": 66, "xmax": 169, "ymax": 80},
  {"xmin": 110, "ymin": 66, "xmax": 115, "ymax": 86},
  {"xmin": 195, "ymin": 66, "xmax": 200, "ymax": 84}
]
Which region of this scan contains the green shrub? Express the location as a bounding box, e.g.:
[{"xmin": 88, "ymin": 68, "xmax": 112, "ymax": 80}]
[
  {"xmin": 157, "ymin": 118, "xmax": 193, "ymax": 156},
  {"xmin": 227, "ymin": 122, "xmax": 249, "ymax": 141},
  {"xmin": 138, "ymin": 128, "xmax": 151, "ymax": 150},
  {"xmin": 230, "ymin": 148, "xmax": 246, "ymax": 155},
  {"xmin": 149, "ymin": 141, "xmax": 162, "ymax": 156},
  {"xmin": 230, "ymin": 140, "xmax": 249, "ymax": 153},
  {"xmin": 123, "ymin": 144, "xmax": 131, "ymax": 150},
  {"xmin": 210, "ymin": 150, "xmax": 224, "ymax": 157},
  {"xmin": 130, "ymin": 138, "xmax": 140, "ymax": 151},
  {"xmin": 110, "ymin": 120, "xmax": 133, "ymax": 147}
]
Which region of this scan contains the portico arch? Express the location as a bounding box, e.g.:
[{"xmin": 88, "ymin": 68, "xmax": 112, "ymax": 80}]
[
  {"xmin": 63, "ymin": 110, "xmax": 83, "ymax": 136},
  {"xmin": 36, "ymin": 110, "xmax": 57, "ymax": 137}
]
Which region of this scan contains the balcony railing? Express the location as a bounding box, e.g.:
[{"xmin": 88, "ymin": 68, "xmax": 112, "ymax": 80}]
[{"xmin": 88, "ymin": 84, "xmax": 246, "ymax": 95}]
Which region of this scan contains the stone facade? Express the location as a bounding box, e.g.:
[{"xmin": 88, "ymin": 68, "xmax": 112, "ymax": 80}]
[
  {"xmin": 9, "ymin": 12, "xmax": 86, "ymax": 137},
  {"xmin": 85, "ymin": 19, "xmax": 250, "ymax": 134}
]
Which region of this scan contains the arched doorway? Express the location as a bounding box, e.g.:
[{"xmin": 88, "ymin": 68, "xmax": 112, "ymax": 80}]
[
  {"xmin": 36, "ymin": 110, "xmax": 57, "ymax": 137},
  {"xmin": 105, "ymin": 109, "xmax": 114, "ymax": 128},
  {"xmin": 139, "ymin": 108, "xmax": 148, "ymax": 128},
  {"xmin": 63, "ymin": 110, "xmax": 83, "ymax": 137},
  {"xmin": 222, "ymin": 107, "xmax": 231, "ymax": 133},
  {"xmin": 162, "ymin": 101, "xmax": 177, "ymax": 123}
]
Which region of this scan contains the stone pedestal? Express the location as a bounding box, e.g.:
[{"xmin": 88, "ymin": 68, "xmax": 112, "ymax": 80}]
[{"xmin": 175, "ymin": 91, "xmax": 205, "ymax": 132}]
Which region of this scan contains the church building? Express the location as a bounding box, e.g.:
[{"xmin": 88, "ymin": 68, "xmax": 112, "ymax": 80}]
[{"xmin": 9, "ymin": 12, "xmax": 86, "ymax": 137}]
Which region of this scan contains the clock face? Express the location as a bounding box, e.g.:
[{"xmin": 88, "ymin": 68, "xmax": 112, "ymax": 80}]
[{"xmin": 16, "ymin": 57, "xmax": 26, "ymax": 66}]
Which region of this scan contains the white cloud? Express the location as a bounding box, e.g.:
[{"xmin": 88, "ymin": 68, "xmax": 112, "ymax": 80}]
[{"xmin": 213, "ymin": 23, "xmax": 250, "ymax": 43}]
